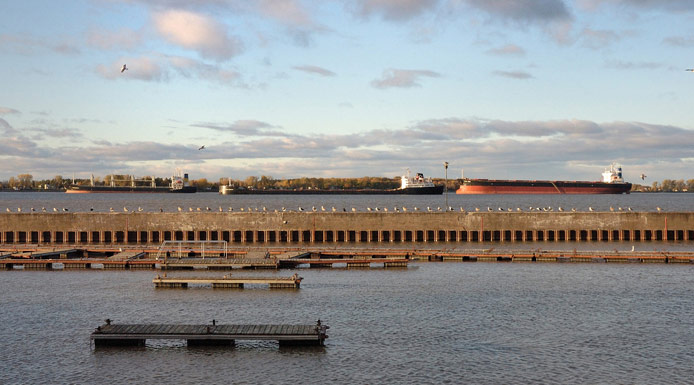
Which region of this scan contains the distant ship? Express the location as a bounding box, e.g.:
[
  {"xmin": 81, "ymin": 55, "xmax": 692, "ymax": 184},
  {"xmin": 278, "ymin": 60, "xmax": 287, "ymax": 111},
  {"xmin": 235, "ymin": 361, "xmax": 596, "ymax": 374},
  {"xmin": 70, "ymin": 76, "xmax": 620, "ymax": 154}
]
[
  {"xmin": 220, "ymin": 170, "xmax": 444, "ymax": 195},
  {"xmin": 456, "ymin": 163, "xmax": 632, "ymax": 195},
  {"xmin": 66, "ymin": 172, "xmax": 196, "ymax": 194}
]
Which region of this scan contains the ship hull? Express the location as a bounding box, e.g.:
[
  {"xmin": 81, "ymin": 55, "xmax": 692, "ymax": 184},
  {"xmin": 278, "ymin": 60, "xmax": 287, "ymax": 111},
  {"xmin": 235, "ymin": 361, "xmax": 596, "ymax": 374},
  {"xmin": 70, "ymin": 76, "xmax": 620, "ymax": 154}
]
[
  {"xmin": 456, "ymin": 180, "xmax": 631, "ymax": 194},
  {"xmin": 65, "ymin": 185, "xmax": 197, "ymax": 193},
  {"xmin": 221, "ymin": 186, "xmax": 444, "ymax": 195}
]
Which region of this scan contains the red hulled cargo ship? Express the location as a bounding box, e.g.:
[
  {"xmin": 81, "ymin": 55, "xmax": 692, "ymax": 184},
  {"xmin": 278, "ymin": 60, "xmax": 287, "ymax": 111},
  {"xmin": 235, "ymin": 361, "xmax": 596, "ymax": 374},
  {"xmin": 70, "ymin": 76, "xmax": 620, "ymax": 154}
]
[{"xmin": 456, "ymin": 163, "xmax": 632, "ymax": 195}]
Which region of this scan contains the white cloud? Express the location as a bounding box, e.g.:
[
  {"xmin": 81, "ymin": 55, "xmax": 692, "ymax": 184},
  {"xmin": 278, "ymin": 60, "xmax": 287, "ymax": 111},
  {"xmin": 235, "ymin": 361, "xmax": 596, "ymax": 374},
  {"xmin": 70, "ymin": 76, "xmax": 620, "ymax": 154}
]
[
  {"xmin": 0, "ymin": 107, "xmax": 20, "ymax": 115},
  {"xmin": 86, "ymin": 27, "xmax": 143, "ymax": 50},
  {"xmin": 371, "ymin": 68, "xmax": 441, "ymax": 89},
  {"xmin": 153, "ymin": 9, "xmax": 242, "ymax": 61},
  {"xmin": 486, "ymin": 44, "xmax": 526, "ymax": 56},
  {"xmin": 96, "ymin": 57, "xmax": 168, "ymax": 81},
  {"xmin": 492, "ymin": 70, "xmax": 534, "ymax": 79},
  {"xmin": 292, "ymin": 65, "xmax": 336, "ymax": 77}
]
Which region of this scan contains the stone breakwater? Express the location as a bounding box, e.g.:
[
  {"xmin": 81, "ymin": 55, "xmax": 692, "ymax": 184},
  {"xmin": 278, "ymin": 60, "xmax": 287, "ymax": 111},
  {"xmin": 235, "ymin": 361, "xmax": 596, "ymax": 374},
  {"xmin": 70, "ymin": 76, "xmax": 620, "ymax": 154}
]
[{"xmin": 0, "ymin": 212, "xmax": 692, "ymax": 245}]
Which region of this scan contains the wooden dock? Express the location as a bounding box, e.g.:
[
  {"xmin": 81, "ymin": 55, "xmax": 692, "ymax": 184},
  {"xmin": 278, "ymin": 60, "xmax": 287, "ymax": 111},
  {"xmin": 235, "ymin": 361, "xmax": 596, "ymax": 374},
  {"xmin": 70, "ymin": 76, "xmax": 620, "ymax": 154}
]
[
  {"xmin": 153, "ymin": 274, "xmax": 303, "ymax": 289},
  {"xmin": 91, "ymin": 320, "xmax": 328, "ymax": 347}
]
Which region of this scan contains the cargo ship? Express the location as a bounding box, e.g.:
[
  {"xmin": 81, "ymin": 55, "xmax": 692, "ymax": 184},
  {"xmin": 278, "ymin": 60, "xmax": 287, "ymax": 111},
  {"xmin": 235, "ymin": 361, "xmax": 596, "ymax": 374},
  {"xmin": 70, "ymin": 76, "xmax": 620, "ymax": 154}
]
[
  {"xmin": 65, "ymin": 172, "xmax": 196, "ymax": 194},
  {"xmin": 456, "ymin": 163, "xmax": 632, "ymax": 194},
  {"xmin": 220, "ymin": 170, "xmax": 444, "ymax": 195}
]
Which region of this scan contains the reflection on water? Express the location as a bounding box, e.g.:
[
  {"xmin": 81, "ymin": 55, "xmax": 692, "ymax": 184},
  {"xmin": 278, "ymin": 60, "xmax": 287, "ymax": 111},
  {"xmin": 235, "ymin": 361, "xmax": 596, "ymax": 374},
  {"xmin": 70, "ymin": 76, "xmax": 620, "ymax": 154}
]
[{"xmin": 1, "ymin": 264, "xmax": 694, "ymax": 384}]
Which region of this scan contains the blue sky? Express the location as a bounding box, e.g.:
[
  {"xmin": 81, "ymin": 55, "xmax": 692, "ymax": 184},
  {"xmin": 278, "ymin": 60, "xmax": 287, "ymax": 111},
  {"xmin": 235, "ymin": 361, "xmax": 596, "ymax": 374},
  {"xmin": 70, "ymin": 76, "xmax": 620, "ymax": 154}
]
[{"xmin": 1, "ymin": 0, "xmax": 693, "ymax": 183}]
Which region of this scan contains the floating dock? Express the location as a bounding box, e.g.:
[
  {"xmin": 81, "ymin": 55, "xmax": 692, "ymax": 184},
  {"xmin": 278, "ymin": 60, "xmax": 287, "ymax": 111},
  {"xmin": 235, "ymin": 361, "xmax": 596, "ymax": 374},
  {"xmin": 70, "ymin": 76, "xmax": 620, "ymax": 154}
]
[
  {"xmin": 91, "ymin": 320, "xmax": 328, "ymax": 347},
  {"xmin": 152, "ymin": 274, "xmax": 303, "ymax": 289}
]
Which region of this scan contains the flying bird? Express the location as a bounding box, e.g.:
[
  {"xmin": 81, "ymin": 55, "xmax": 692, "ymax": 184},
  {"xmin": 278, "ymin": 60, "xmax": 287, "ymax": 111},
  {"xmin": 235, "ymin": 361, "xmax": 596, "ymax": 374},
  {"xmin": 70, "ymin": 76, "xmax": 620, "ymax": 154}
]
[
  {"xmin": 686, "ymin": 69, "xmax": 693, "ymax": 72},
  {"xmin": 121, "ymin": 64, "xmax": 128, "ymax": 73},
  {"xmin": 640, "ymin": 173, "xmax": 647, "ymax": 180},
  {"xmin": 198, "ymin": 145, "xmax": 206, "ymax": 150}
]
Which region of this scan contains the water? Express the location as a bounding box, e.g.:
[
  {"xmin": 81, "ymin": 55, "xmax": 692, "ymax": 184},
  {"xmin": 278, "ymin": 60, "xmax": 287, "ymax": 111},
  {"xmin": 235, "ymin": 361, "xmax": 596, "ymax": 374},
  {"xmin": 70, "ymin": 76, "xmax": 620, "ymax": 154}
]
[
  {"xmin": 1, "ymin": 191, "xmax": 693, "ymax": 213},
  {"xmin": 1, "ymin": 263, "xmax": 693, "ymax": 384}
]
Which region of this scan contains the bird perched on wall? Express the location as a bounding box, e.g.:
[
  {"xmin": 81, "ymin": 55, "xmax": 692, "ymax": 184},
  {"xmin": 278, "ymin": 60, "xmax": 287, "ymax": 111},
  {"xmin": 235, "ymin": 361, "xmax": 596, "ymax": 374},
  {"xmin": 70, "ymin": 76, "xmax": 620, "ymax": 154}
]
[{"xmin": 121, "ymin": 64, "xmax": 128, "ymax": 73}]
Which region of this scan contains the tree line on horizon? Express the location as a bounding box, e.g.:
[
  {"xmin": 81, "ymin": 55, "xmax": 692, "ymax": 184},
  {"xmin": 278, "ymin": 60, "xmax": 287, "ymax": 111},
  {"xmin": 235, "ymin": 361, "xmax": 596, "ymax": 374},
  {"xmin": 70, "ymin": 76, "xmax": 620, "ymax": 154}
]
[{"xmin": 0, "ymin": 174, "xmax": 693, "ymax": 192}]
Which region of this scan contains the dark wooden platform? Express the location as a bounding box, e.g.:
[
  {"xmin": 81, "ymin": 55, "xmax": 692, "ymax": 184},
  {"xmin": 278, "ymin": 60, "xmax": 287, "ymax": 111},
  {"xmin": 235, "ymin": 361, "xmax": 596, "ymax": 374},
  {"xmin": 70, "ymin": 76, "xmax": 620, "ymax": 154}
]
[
  {"xmin": 91, "ymin": 321, "xmax": 328, "ymax": 347},
  {"xmin": 152, "ymin": 274, "xmax": 303, "ymax": 289}
]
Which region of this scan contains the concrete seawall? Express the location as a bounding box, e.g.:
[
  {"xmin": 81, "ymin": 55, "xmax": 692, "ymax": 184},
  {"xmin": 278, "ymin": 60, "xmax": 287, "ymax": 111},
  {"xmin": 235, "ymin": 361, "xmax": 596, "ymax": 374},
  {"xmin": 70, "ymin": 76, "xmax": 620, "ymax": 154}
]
[{"xmin": 0, "ymin": 212, "xmax": 692, "ymax": 245}]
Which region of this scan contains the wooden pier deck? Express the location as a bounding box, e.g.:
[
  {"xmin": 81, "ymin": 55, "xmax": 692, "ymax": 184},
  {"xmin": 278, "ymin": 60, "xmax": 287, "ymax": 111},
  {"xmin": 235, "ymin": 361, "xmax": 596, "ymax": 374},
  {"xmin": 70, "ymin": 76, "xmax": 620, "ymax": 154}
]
[
  {"xmin": 153, "ymin": 274, "xmax": 303, "ymax": 289},
  {"xmin": 91, "ymin": 321, "xmax": 328, "ymax": 347}
]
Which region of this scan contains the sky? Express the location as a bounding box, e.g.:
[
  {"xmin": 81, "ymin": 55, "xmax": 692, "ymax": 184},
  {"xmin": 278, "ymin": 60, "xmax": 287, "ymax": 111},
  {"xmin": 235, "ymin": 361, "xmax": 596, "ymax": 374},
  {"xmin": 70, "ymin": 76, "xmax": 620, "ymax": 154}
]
[{"xmin": 1, "ymin": 0, "xmax": 693, "ymax": 183}]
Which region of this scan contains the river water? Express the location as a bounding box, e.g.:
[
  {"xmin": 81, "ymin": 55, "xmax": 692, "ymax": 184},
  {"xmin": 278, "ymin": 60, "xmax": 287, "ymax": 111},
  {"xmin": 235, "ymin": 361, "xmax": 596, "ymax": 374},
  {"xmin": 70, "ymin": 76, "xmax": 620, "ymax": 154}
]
[
  {"xmin": 1, "ymin": 263, "xmax": 693, "ymax": 384},
  {"xmin": 1, "ymin": 192, "xmax": 693, "ymax": 384}
]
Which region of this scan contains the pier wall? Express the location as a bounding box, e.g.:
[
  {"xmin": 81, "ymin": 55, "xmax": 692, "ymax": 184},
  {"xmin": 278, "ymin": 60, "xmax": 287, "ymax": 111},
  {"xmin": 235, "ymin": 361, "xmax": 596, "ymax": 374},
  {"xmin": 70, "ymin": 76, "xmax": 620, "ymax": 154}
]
[{"xmin": 0, "ymin": 212, "xmax": 692, "ymax": 245}]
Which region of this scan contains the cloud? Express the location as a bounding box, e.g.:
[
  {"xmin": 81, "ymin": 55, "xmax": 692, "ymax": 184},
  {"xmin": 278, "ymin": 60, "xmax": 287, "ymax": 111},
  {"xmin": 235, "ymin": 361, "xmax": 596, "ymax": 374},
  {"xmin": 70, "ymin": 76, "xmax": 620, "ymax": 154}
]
[
  {"xmin": 0, "ymin": 107, "xmax": 20, "ymax": 115},
  {"xmin": 86, "ymin": 27, "xmax": 143, "ymax": 50},
  {"xmin": 29, "ymin": 127, "xmax": 82, "ymax": 140},
  {"xmin": 350, "ymin": 0, "xmax": 440, "ymax": 21},
  {"xmin": 1, "ymin": 115, "xmax": 693, "ymax": 181},
  {"xmin": 0, "ymin": 33, "xmax": 80, "ymax": 55},
  {"xmin": 153, "ymin": 9, "xmax": 242, "ymax": 61},
  {"xmin": 663, "ymin": 36, "xmax": 694, "ymax": 47},
  {"xmin": 604, "ymin": 59, "xmax": 663, "ymax": 70},
  {"xmin": 95, "ymin": 55, "xmax": 244, "ymax": 86},
  {"xmin": 578, "ymin": 0, "xmax": 694, "ymax": 12},
  {"xmin": 493, "ymin": 70, "xmax": 534, "ymax": 79},
  {"xmin": 371, "ymin": 68, "xmax": 441, "ymax": 89},
  {"xmin": 193, "ymin": 120, "xmax": 290, "ymax": 137},
  {"xmin": 486, "ymin": 44, "xmax": 526, "ymax": 56},
  {"xmin": 580, "ymin": 27, "xmax": 621, "ymax": 49},
  {"xmin": 293, "ymin": 65, "xmax": 336, "ymax": 77},
  {"xmin": 96, "ymin": 57, "xmax": 168, "ymax": 81},
  {"xmin": 256, "ymin": 0, "xmax": 313, "ymax": 27},
  {"xmin": 460, "ymin": 0, "xmax": 571, "ymax": 22},
  {"xmin": 167, "ymin": 56, "xmax": 242, "ymax": 84}
]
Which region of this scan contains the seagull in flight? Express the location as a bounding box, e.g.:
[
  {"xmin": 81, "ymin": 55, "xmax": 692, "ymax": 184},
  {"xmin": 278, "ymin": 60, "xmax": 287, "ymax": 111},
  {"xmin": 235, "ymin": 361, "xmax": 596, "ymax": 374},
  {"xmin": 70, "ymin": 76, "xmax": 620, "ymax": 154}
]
[
  {"xmin": 640, "ymin": 173, "xmax": 647, "ymax": 180},
  {"xmin": 198, "ymin": 145, "xmax": 205, "ymax": 150},
  {"xmin": 121, "ymin": 64, "xmax": 128, "ymax": 73}
]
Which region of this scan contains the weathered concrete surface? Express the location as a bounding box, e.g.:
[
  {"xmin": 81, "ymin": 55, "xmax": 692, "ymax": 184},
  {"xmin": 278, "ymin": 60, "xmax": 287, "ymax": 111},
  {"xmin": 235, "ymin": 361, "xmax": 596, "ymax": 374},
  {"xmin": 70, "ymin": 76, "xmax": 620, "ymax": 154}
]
[{"xmin": 0, "ymin": 212, "xmax": 692, "ymax": 243}]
